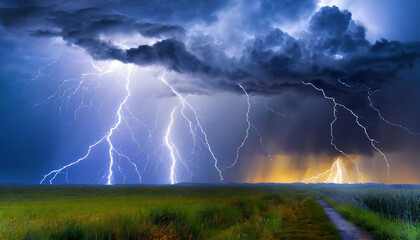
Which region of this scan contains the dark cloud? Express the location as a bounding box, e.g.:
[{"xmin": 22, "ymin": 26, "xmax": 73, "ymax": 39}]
[
  {"xmin": 310, "ymin": 6, "xmax": 352, "ymax": 36},
  {"xmin": 118, "ymin": 0, "xmax": 230, "ymax": 25},
  {"xmin": 0, "ymin": 4, "xmax": 187, "ymax": 45},
  {"xmin": 1, "ymin": 1, "xmax": 419, "ymax": 118},
  {"xmin": 229, "ymin": 6, "xmax": 419, "ymax": 94},
  {"xmin": 2, "ymin": 1, "xmax": 419, "ymax": 124},
  {"xmin": 2, "ymin": 3, "xmax": 415, "ymax": 98},
  {"xmin": 126, "ymin": 39, "xmax": 204, "ymax": 73}
]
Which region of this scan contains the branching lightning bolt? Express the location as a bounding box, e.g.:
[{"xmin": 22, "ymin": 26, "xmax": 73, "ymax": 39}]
[
  {"xmin": 123, "ymin": 106, "xmax": 163, "ymax": 174},
  {"xmin": 105, "ymin": 67, "xmax": 133, "ymax": 185},
  {"xmin": 337, "ymin": 79, "xmax": 420, "ymax": 135},
  {"xmin": 159, "ymin": 71, "xmax": 223, "ymax": 182},
  {"xmin": 303, "ymin": 81, "xmax": 391, "ymax": 180},
  {"xmin": 34, "ymin": 59, "xmax": 114, "ymax": 120},
  {"xmin": 368, "ymin": 96, "xmax": 420, "ymax": 135},
  {"xmin": 21, "ymin": 46, "xmax": 63, "ymax": 93},
  {"xmin": 163, "ymin": 104, "xmax": 194, "ymax": 185},
  {"xmin": 40, "ymin": 132, "xmax": 109, "ymax": 184},
  {"xmin": 41, "ymin": 66, "xmax": 143, "ymax": 185},
  {"xmin": 303, "ymin": 158, "xmax": 349, "ymax": 184},
  {"xmin": 114, "ymin": 149, "xmax": 142, "ymax": 184},
  {"xmin": 224, "ymin": 83, "xmax": 251, "ymax": 170}
]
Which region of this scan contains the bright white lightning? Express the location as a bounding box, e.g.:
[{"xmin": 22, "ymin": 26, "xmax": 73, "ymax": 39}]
[
  {"xmin": 72, "ymin": 62, "xmax": 114, "ymax": 122},
  {"xmin": 329, "ymin": 103, "xmax": 364, "ymax": 183},
  {"xmin": 224, "ymin": 83, "xmax": 251, "ymax": 170},
  {"xmin": 163, "ymin": 104, "xmax": 195, "ymax": 184},
  {"xmin": 180, "ymin": 103, "xmax": 199, "ymax": 156},
  {"xmin": 159, "ymin": 71, "xmax": 223, "ymax": 182},
  {"xmin": 106, "ymin": 66, "xmax": 133, "ymax": 185},
  {"xmin": 114, "ymin": 149, "xmax": 142, "ymax": 184},
  {"xmin": 41, "ymin": 66, "xmax": 142, "ymax": 185},
  {"xmin": 303, "ymin": 158, "xmax": 349, "ymax": 184},
  {"xmin": 40, "ymin": 132, "xmax": 109, "ymax": 184},
  {"xmin": 123, "ymin": 107, "xmax": 163, "ymax": 174},
  {"xmin": 303, "ymin": 81, "xmax": 390, "ymax": 179},
  {"xmin": 33, "ymin": 59, "xmax": 114, "ymax": 120},
  {"xmin": 165, "ymin": 105, "xmax": 179, "ymax": 185}
]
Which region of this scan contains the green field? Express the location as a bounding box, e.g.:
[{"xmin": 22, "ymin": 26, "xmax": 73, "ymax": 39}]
[
  {"xmin": 0, "ymin": 185, "xmax": 418, "ymax": 239},
  {"xmin": 321, "ymin": 187, "xmax": 420, "ymax": 239}
]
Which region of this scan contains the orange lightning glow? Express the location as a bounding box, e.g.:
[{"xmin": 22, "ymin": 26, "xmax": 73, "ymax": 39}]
[{"xmin": 303, "ymin": 158, "xmax": 350, "ymax": 184}]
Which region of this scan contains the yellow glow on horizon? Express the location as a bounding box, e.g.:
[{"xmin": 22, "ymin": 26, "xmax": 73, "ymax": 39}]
[{"xmin": 244, "ymin": 154, "xmax": 367, "ymax": 184}]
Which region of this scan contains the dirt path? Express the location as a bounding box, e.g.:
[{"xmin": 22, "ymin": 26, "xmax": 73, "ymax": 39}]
[{"xmin": 318, "ymin": 197, "xmax": 374, "ymax": 240}]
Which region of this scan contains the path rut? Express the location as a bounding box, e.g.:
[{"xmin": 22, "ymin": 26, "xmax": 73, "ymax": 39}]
[{"xmin": 318, "ymin": 197, "xmax": 374, "ymax": 240}]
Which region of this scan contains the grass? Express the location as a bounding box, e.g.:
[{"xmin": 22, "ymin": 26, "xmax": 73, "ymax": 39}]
[
  {"xmin": 321, "ymin": 187, "xmax": 420, "ymax": 240},
  {"xmin": 3, "ymin": 184, "xmax": 419, "ymax": 239},
  {"xmin": 0, "ymin": 185, "xmax": 339, "ymax": 240}
]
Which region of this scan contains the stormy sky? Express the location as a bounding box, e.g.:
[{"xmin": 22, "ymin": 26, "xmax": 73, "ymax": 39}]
[{"xmin": 1, "ymin": 0, "xmax": 420, "ymax": 184}]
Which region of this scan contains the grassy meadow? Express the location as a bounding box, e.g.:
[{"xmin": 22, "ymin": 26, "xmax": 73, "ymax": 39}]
[
  {"xmin": 0, "ymin": 184, "xmax": 419, "ymax": 239},
  {"xmin": 0, "ymin": 185, "xmax": 339, "ymax": 240}
]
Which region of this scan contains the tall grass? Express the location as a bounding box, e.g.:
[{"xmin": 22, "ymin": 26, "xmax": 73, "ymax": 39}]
[
  {"xmin": 321, "ymin": 187, "xmax": 420, "ymax": 240},
  {"xmin": 321, "ymin": 188, "xmax": 420, "ymax": 222},
  {"xmin": 0, "ymin": 185, "xmax": 339, "ymax": 240}
]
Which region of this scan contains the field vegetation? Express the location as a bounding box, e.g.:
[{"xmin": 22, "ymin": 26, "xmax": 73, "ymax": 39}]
[
  {"xmin": 321, "ymin": 186, "xmax": 420, "ymax": 239},
  {"xmin": 0, "ymin": 185, "xmax": 338, "ymax": 240},
  {"xmin": 1, "ymin": 184, "xmax": 419, "ymax": 239}
]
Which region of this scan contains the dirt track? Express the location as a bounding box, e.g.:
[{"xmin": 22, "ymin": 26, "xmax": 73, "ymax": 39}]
[{"xmin": 318, "ymin": 198, "xmax": 374, "ymax": 240}]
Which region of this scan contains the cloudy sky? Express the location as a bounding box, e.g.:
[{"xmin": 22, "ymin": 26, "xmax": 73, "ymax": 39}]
[{"xmin": 1, "ymin": 0, "xmax": 420, "ymax": 185}]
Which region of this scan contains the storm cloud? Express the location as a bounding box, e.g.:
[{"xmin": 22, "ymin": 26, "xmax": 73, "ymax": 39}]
[{"xmin": 1, "ymin": 1, "xmax": 419, "ymax": 95}]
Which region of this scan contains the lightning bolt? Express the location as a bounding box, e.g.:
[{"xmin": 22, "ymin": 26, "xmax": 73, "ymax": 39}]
[
  {"xmin": 21, "ymin": 46, "xmax": 63, "ymax": 93},
  {"xmin": 224, "ymin": 83, "xmax": 251, "ymax": 170},
  {"xmin": 303, "ymin": 81, "xmax": 391, "ymax": 180},
  {"xmin": 264, "ymin": 98, "xmax": 294, "ymax": 120},
  {"xmin": 327, "ymin": 93, "xmax": 364, "ymax": 183},
  {"xmin": 367, "ymin": 96, "xmax": 420, "ymax": 135},
  {"xmin": 41, "ymin": 66, "xmax": 143, "ymax": 185},
  {"xmin": 180, "ymin": 103, "xmax": 199, "ymax": 157},
  {"xmin": 123, "ymin": 105, "xmax": 163, "ymax": 174},
  {"xmin": 105, "ymin": 67, "xmax": 133, "ymax": 185},
  {"xmin": 40, "ymin": 132, "xmax": 109, "ymax": 184},
  {"xmin": 303, "ymin": 158, "xmax": 349, "ymax": 184},
  {"xmin": 337, "ymin": 79, "xmax": 420, "ymax": 135},
  {"xmin": 159, "ymin": 71, "xmax": 223, "ymax": 182},
  {"xmin": 165, "ymin": 105, "xmax": 179, "ymax": 184},
  {"xmin": 114, "ymin": 149, "xmax": 142, "ymax": 184},
  {"xmin": 251, "ymin": 124, "xmax": 273, "ymax": 162},
  {"xmin": 33, "ymin": 59, "xmax": 114, "ymax": 120},
  {"xmin": 72, "ymin": 61, "xmax": 114, "ymax": 122},
  {"xmin": 162, "ymin": 104, "xmax": 195, "ymax": 185}
]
